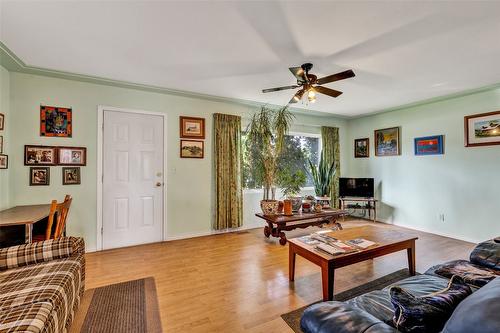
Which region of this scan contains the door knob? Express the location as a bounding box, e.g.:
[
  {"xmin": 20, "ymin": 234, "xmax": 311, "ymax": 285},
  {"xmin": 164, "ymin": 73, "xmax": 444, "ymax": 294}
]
[{"xmin": 156, "ymin": 182, "xmax": 163, "ymax": 187}]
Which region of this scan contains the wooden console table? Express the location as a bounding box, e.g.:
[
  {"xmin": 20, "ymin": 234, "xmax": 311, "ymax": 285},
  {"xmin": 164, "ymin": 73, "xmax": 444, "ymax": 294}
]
[
  {"xmin": 339, "ymin": 197, "xmax": 378, "ymax": 222},
  {"xmin": 255, "ymin": 209, "xmax": 348, "ymax": 245}
]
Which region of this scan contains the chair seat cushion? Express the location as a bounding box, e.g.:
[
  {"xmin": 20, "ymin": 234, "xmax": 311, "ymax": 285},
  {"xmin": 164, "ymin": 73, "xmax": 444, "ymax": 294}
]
[
  {"xmin": 430, "ymin": 260, "xmax": 500, "ymax": 287},
  {"xmin": 442, "ymin": 277, "xmax": 500, "ymax": 333}
]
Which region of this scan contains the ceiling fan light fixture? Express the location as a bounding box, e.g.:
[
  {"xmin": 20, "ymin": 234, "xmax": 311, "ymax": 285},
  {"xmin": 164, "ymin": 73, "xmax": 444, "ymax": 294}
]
[
  {"xmin": 308, "ymin": 89, "xmax": 316, "ymax": 98},
  {"xmin": 308, "ymin": 94, "xmax": 316, "ymax": 103}
]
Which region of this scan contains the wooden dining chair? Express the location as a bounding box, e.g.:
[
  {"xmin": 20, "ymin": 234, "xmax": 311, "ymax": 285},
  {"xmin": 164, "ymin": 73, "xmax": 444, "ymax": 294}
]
[{"xmin": 32, "ymin": 195, "xmax": 72, "ymax": 242}]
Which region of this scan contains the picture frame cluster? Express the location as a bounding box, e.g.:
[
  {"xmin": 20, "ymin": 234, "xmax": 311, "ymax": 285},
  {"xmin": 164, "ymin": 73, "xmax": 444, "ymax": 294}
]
[
  {"xmin": 0, "ymin": 112, "xmax": 7, "ymax": 170},
  {"xmin": 179, "ymin": 116, "xmax": 205, "ymax": 158}
]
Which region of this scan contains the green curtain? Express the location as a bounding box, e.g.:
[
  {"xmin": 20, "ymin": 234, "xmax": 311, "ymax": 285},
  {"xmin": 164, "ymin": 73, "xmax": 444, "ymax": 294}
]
[
  {"xmin": 321, "ymin": 126, "xmax": 341, "ymax": 208},
  {"xmin": 214, "ymin": 113, "xmax": 243, "ymax": 229}
]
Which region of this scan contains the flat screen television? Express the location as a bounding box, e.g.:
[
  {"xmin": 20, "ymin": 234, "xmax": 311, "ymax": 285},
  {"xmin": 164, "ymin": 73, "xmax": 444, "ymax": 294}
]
[{"xmin": 339, "ymin": 178, "xmax": 374, "ymax": 198}]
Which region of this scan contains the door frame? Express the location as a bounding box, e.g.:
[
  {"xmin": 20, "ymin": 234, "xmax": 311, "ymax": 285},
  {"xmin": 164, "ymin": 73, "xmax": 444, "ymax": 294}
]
[{"xmin": 96, "ymin": 105, "xmax": 168, "ymax": 251}]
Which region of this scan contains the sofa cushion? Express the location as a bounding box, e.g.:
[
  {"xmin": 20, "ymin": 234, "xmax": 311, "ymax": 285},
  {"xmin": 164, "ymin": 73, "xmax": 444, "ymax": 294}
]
[
  {"xmin": 469, "ymin": 240, "xmax": 500, "ymax": 271},
  {"xmin": 0, "ymin": 254, "xmax": 84, "ymax": 331},
  {"xmin": 432, "ymin": 260, "xmax": 499, "ymax": 287},
  {"xmin": 389, "ymin": 276, "xmax": 471, "ymax": 333},
  {"xmin": 0, "ymin": 302, "xmax": 56, "ymax": 333},
  {"xmin": 442, "ymin": 277, "xmax": 500, "ymax": 333}
]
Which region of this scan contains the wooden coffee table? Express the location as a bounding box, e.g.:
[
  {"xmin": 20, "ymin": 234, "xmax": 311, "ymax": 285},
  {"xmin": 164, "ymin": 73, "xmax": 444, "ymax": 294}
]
[
  {"xmin": 256, "ymin": 209, "xmax": 348, "ymax": 245},
  {"xmin": 288, "ymin": 225, "xmax": 418, "ymax": 301}
]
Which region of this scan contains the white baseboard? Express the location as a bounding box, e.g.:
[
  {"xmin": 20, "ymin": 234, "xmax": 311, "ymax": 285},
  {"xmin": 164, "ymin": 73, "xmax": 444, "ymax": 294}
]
[{"xmin": 165, "ymin": 223, "xmax": 261, "ymax": 241}]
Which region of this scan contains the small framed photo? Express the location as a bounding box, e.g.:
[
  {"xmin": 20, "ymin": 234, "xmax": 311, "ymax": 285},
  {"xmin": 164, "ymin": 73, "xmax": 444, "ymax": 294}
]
[
  {"xmin": 0, "ymin": 154, "xmax": 7, "ymax": 169},
  {"xmin": 180, "ymin": 140, "xmax": 204, "ymax": 158},
  {"xmin": 180, "ymin": 116, "xmax": 205, "ymax": 139},
  {"xmin": 58, "ymin": 147, "xmax": 86, "ymax": 166},
  {"xmin": 414, "ymin": 135, "xmax": 444, "ymax": 155},
  {"xmin": 0, "ymin": 136, "xmax": 3, "ymax": 153},
  {"xmin": 0, "ymin": 113, "xmax": 4, "ymax": 130},
  {"xmin": 464, "ymin": 110, "xmax": 500, "ymax": 147},
  {"xmin": 30, "ymin": 167, "xmax": 50, "ymax": 186},
  {"xmin": 374, "ymin": 127, "xmax": 400, "ymax": 156},
  {"xmin": 62, "ymin": 167, "xmax": 81, "ymax": 185},
  {"xmin": 40, "ymin": 105, "xmax": 72, "ymax": 137},
  {"xmin": 354, "ymin": 138, "xmax": 369, "ymax": 158},
  {"xmin": 25, "ymin": 145, "xmax": 58, "ymax": 165}
]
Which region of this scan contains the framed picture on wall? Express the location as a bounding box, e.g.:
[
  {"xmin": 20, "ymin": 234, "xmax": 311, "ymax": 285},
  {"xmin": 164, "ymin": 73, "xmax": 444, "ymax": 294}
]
[
  {"xmin": 62, "ymin": 167, "xmax": 81, "ymax": 185},
  {"xmin": 24, "ymin": 145, "xmax": 58, "ymax": 165},
  {"xmin": 180, "ymin": 140, "xmax": 204, "ymax": 158},
  {"xmin": 374, "ymin": 127, "xmax": 400, "ymax": 156},
  {"xmin": 40, "ymin": 105, "xmax": 72, "ymax": 137},
  {"xmin": 464, "ymin": 110, "xmax": 500, "ymax": 147},
  {"xmin": 0, "ymin": 154, "xmax": 7, "ymax": 169},
  {"xmin": 30, "ymin": 167, "xmax": 50, "ymax": 186},
  {"xmin": 414, "ymin": 135, "xmax": 444, "ymax": 155},
  {"xmin": 58, "ymin": 147, "xmax": 87, "ymax": 165},
  {"xmin": 180, "ymin": 116, "xmax": 205, "ymax": 139},
  {"xmin": 0, "ymin": 136, "xmax": 3, "ymax": 153},
  {"xmin": 354, "ymin": 138, "xmax": 369, "ymax": 158},
  {"xmin": 0, "ymin": 113, "xmax": 4, "ymax": 130}
]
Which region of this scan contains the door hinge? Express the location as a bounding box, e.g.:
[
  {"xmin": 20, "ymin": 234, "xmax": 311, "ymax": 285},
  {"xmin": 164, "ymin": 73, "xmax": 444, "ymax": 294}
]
[
  {"xmin": 101, "ymin": 174, "xmax": 104, "ymax": 183},
  {"xmin": 101, "ymin": 227, "xmax": 103, "ymax": 235}
]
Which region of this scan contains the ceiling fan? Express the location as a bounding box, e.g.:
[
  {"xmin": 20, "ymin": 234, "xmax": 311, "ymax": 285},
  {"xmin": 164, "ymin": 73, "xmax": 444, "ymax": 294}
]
[{"xmin": 262, "ymin": 63, "xmax": 355, "ymax": 104}]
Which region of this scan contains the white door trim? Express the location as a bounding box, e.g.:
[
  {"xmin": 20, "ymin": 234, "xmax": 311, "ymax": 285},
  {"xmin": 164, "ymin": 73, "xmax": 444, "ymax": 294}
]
[{"xmin": 96, "ymin": 105, "xmax": 168, "ymax": 251}]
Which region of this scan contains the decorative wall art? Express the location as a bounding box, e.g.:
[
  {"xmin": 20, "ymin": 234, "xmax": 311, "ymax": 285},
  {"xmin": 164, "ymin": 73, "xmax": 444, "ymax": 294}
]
[
  {"xmin": 62, "ymin": 167, "xmax": 81, "ymax": 185},
  {"xmin": 180, "ymin": 140, "xmax": 204, "ymax": 158},
  {"xmin": 180, "ymin": 116, "xmax": 205, "ymax": 139},
  {"xmin": 354, "ymin": 138, "xmax": 369, "ymax": 158},
  {"xmin": 24, "ymin": 145, "xmax": 58, "ymax": 165},
  {"xmin": 58, "ymin": 147, "xmax": 87, "ymax": 166},
  {"xmin": 0, "ymin": 154, "xmax": 7, "ymax": 169},
  {"xmin": 464, "ymin": 110, "xmax": 500, "ymax": 147},
  {"xmin": 30, "ymin": 167, "xmax": 50, "ymax": 186},
  {"xmin": 0, "ymin": 113, "xmax": 4, "ymax": 130},
  {"xmin": 40, "ymin": 105, "xmax": 72, "ymax": 137},
  {"xmin": 374, "ymin": 127, "xmax": 400, "ymax": 156},
  {"xmin": 414, "ymin": 135, "xmax": 444, "ymax": 155},
  {"xmin": 0, "ymin": 136, "xmax": 3, "ymax": 154}
]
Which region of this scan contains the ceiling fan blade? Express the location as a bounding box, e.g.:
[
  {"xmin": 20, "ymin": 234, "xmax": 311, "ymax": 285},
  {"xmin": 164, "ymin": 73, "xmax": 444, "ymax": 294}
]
[
  {"xmin": 262, "ymin": 85, "xmax": 299, "ymax": 93},
  {"xmin": 289, "ymin": 89, "xmax": 305, "ymax": 104},
  {"xmin": 289, "ymin": 67, "xmax": 306, "ymax": 82},
  {"xmin": 314, "ymin": 86, "xmax": 343, "ymax": 98},
  {"xmin": 316, "ymin": 69, "xmax": 355, "ymax": 85}
]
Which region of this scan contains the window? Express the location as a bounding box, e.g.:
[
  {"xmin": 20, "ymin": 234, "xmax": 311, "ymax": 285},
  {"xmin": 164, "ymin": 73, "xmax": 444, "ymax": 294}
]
[{"xmin": 242, "ymin": 133, "xmax": 321, "ymax": 190}]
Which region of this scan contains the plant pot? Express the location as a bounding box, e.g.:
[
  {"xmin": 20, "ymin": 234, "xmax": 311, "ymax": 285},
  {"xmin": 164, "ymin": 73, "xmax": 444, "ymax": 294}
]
[
  {"xmin": 289, "ymin": 196, "xmax": 302, "ymax": 212},
  {"xmin": 260, "ymin": 200, "xmax": 279, "ymax": 215}
]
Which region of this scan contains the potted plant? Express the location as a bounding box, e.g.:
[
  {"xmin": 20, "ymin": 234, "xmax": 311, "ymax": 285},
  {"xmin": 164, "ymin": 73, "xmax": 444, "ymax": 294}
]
[
  {"xmin": 308, "ymin": 153, "xmax": 336, "ymax": 208},
  {"xmin": 279, "ymin": 169, "xmax": 306, "ymax": 212},
  {"xmin": 246, "ymin": 106, "xmax": 294, "ymax": 215}
]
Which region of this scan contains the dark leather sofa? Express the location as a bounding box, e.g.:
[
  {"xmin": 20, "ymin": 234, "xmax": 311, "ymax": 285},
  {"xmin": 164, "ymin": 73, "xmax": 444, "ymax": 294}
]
[{"xmin": 300, "ymin": 240, "xmax": 500, "ymax": 333}]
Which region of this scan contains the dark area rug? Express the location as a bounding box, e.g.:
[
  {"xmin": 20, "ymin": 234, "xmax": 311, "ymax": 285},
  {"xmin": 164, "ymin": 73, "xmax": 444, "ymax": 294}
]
[
  {"xmin": 70, "ymin": 277, "xmax": 162, "ymax": 333},
  {"xmin": 281, "ymin": 268, "xmax": 419, "ymax": 333}
]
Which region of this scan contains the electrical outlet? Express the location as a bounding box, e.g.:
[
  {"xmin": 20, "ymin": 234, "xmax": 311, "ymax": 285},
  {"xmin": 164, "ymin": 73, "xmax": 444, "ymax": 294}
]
[{"xmin": 438, "ymin": 213, "xmax": 445, "ymax": 222}]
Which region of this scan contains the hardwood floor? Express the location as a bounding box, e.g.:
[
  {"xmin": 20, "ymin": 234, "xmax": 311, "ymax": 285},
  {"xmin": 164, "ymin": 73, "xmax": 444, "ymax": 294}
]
[{"xmin": 84, "ymin": 219, "xmax": 475, "ymax": 332}]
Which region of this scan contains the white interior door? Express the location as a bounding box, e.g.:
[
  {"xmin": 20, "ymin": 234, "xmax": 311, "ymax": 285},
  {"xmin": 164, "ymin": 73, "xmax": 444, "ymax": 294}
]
[{"xmin": 102, "ymin": 110, "xmax": 164, "ymax": 250}]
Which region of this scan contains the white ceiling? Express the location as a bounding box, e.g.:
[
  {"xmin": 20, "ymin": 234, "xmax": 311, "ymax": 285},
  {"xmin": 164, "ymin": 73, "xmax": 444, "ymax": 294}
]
[{"xmin": 1, "ymin": 1, "xmax": 500, "ymax": 116}]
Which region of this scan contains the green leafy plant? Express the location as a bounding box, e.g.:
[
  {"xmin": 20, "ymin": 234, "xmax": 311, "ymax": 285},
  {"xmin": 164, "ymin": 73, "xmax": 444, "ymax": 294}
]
[
  {"xmin": 246, "ymin": 105, "xmax": 295, "ymax": 200},
  {"xmin": 308, "ymin": 153, "xmax": 336, "ymax": 197},
  {"xmin": 278, "ymin": 169, "xmax": 307, "ymax": 198}
]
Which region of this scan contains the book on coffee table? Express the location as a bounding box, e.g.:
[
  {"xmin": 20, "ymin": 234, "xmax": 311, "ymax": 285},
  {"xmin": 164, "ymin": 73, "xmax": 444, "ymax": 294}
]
[{"xmin": 347, "ymin": 238, "xmax": 376, "ymax": 249}]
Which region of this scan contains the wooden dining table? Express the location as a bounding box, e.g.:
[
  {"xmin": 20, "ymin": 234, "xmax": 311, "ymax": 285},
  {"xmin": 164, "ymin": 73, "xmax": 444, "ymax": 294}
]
[{"xmin": 0, "ymin": 204, "xmax": 52, "ymax": 243}]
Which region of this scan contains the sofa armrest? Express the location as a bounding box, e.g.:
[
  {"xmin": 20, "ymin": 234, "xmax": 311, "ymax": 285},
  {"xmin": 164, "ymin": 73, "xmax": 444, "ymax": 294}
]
[
  {"xmin": 0, "ymin": 236, "xmax": 85, "ymax": 271},
  {"xmin": 301, "ymin": 302, "xmax": 399, "ymax": 333},
  {"xmin": 469, "ymin": 240, "xmax": 500, "ymax": 270}
]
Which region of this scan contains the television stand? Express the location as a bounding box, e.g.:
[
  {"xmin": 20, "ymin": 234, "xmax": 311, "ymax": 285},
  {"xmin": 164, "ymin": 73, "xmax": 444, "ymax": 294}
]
[{"xmin": 339, "ymin": 197, "xmax": 377, "ymax": 222}]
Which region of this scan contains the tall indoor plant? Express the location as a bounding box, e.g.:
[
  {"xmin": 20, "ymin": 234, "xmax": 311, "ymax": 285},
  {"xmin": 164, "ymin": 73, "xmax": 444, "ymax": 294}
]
[
  {"xmin": 308, "ymin": 152, "xmax": 336, "ymax": 204},
  {"xmin": 246, "ymin": 105, "xmax": 294, "ymax": 214}
]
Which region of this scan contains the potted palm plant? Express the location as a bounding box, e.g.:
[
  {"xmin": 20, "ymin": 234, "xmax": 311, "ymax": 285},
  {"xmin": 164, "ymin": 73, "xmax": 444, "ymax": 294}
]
[
  {"xmin": 308, "ymin": 153, "xmax": 336, "ymax": 208},
  {"xmin": 246, "ymin": 106, "xmax": 294, "ymax": 215},
  {"xmin": 279, "ymin": 169, "xmax": 306, "ymax": 212}
]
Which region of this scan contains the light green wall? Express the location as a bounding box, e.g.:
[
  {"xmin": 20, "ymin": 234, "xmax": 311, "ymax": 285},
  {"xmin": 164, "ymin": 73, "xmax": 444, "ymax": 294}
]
[
  {"xmin": 346, "ymin": 88, "xmax": 500, "ymax": 243},
  {"xmin": 8, "ymin": 72, "xmax": 348, "ymax": 251},
  {"xmin": 0, "ymin": 66, "xmax": 11, "ymax": 209}
]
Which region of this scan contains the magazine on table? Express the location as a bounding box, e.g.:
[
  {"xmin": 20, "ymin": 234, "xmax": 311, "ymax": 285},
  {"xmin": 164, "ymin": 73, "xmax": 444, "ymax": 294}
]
[{"xmin": 346, "ymin": 238, "xmax": 376, "ymax": 249}]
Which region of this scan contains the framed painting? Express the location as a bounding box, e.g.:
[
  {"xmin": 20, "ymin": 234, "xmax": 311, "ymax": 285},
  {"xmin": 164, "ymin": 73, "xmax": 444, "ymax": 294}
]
[
  {"xmin": 58, "ymin": 147, "xmax": 87, "ymax": 166},
  {"xmin": 0, "ymin": 113, "xmax": 4, "ymax": 130},
  {"xmin": 30, "ymin": 167, "xmax": 50, "ymax": 186},
  {"xmin": 40, "ymin": 105, "xmax": 72, "ymax": 137},
  {"xmin": 374, "ymin": 127, "xmax": 400, "ymax": 156},
  {"xmin": 180, "ymin": 116, "xmax": 205, "ymax": 139},
  {"xmin": 0, "ymin": 154, "xmax": 7, "ymax": 169},
  {"xmin": 414, "ymin": 135, "xmax": 444, "ymax": 155},
  {"xmin": 0, "ymin": 136, "xmax": 3, "ymax": 154},
  {"xmin": 180, "ymin": 140, "xmax": 204, "ymax": 158},
  {"xmin": 464, "ymin": 110, "xmax": 500, "ymax": 147},
  {"xmin": 354, "ymin": 138, "xmax": 369, "ymax": 158},
  {"xmin": 25, "ymin": 145, "xmax": 58, "ymax": 165},
  {"xmin": 62, "ymin": 167, "xmax": 81, "ymax": 185}
]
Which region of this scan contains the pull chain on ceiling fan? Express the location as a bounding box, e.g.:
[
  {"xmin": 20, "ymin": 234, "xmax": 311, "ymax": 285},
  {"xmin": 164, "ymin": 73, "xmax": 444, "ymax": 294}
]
[{"xmin": 262, "ymin": 63, "xmax": 355, "ymax": 104}]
